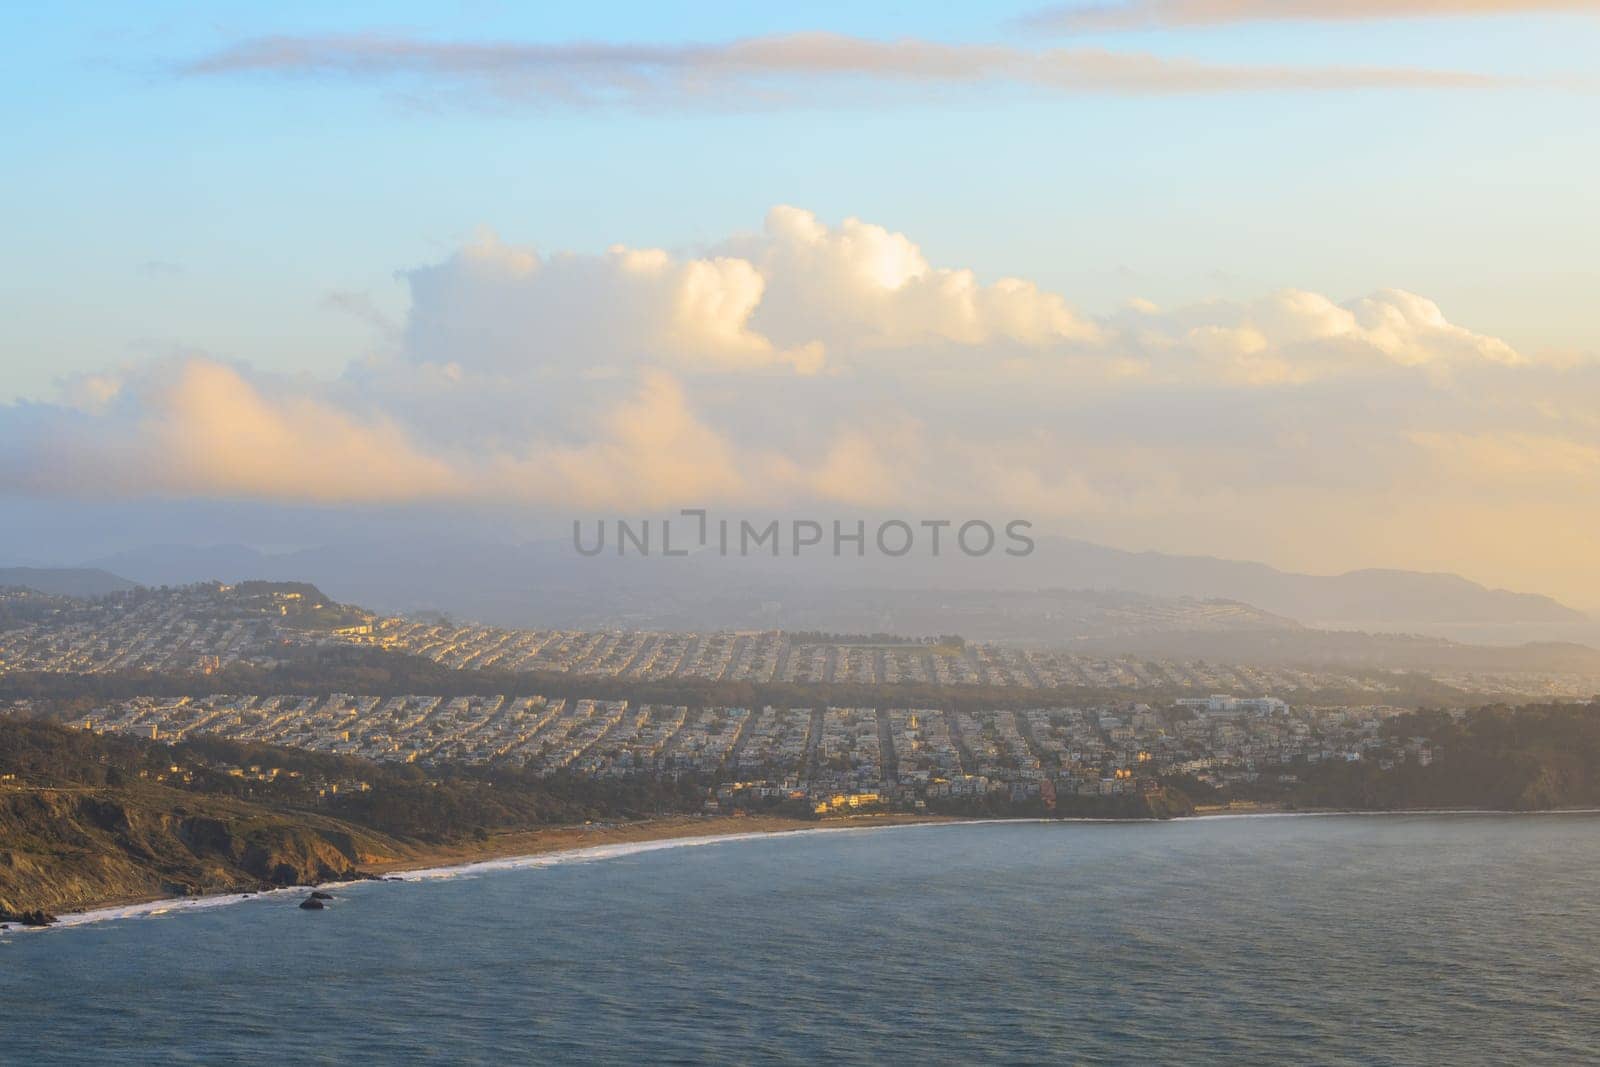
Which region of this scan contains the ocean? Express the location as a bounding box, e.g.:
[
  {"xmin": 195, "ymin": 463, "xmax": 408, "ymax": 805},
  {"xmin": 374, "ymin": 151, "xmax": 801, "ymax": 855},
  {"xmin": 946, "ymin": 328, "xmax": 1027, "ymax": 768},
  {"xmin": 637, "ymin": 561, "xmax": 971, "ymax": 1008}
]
[{"xmin": 4, "ymin": 814, "xmax": 1598, "ymax": 1065}]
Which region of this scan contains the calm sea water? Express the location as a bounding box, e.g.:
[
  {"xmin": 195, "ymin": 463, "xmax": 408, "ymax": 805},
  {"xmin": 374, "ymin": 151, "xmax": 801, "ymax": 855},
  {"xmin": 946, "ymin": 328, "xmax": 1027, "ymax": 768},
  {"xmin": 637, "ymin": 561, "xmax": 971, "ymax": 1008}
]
[{"xmin": 4, "ymin": 815, "xmax": 1598, "ymax": 1065}]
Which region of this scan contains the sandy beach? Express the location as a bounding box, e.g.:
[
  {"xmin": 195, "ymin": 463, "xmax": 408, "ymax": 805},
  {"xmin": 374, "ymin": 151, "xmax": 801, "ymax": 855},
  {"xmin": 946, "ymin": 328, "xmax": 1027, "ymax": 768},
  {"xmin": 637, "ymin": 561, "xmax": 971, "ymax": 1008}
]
[{"xmin": 360, "ymin": 812, "xmax": 957, "ymax": 877}]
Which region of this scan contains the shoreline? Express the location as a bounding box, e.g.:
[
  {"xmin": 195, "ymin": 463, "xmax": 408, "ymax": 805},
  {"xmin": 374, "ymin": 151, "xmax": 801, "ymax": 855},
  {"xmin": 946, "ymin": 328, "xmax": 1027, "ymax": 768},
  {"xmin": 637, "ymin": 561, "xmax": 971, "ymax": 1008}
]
[
  {"xmin": 15, "ymin": 813, "xmax": 952, "ymax": 930},
  {"xmin": 14, "ymin": 806, "xmax": 1600, "ymax": 932},
  {"xmin": 360, "ymin": 812, "xmax": 953, "ymax": 879}
]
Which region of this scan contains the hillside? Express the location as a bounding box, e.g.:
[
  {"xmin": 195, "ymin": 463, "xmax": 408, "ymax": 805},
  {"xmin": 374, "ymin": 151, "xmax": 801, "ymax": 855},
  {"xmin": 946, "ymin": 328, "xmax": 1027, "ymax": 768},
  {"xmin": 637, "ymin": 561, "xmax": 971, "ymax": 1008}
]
[
  {"xmin": 0, "ymin": 785, "xmax": 406, "ymax": 920},
  {"xmin": 0, "ymin": 715, "xmax": 699, "ymax": 921},
  {"xmin": 0, "ymin": 567, "xmax": 138, "ymax": 599},
  {"xmin": 1273, "ymin": 703, "xmax": 1600, "ymax": 813}
]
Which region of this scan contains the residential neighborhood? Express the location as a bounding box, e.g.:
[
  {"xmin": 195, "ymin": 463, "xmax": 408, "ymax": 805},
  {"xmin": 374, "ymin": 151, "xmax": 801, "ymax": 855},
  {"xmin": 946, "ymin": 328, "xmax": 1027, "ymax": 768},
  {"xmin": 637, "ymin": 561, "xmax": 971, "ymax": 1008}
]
[
  {"xmin": 4, "ymin": 583, "xmax": 1597, "ymax": 702},
  {"xmin": 19, "ymin": 691, "xmax": 1443, "ymax": 814}
]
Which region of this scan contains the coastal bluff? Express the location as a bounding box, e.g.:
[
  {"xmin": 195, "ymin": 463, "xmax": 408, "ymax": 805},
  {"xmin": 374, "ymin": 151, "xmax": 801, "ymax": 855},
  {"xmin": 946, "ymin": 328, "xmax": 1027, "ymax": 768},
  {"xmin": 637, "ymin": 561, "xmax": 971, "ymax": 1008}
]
[{"xmin": 0, "ymin": 787, "xmax": 402, "ymax": 917}]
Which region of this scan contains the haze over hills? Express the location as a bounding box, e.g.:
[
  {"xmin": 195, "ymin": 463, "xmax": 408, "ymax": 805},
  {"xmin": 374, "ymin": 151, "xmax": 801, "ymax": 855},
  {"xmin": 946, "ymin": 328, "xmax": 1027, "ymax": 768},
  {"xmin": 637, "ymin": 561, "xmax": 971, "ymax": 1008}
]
[
  {"xmin": 1023, "ymin": 540, "xmax": 1587, "ymax": 632},
  {"xmin": 5, "ymin": 560, "xmax": 1600, "ymax": 681},
  {"xmin": 67, "ymin": 534, "xmax": 1590, "ymax": 644},
  {"xmin": 0, "ymin": 567, "xmax": 138, "ymax": 599}
]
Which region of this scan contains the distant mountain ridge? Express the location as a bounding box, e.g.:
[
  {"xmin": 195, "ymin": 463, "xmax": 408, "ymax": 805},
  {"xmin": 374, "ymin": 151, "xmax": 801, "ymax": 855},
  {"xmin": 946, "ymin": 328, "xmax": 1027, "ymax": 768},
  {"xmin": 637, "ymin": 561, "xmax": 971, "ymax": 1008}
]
[
  {"xmin": 0, "ymin": 567, "xmax": 138, "ymax": 599},
  {"xmin": 80, "ymin": 537, "xmax": 1585, "ymax": 633},
  {"xmin": 1023, "ymin": 541, "xmax": 1586, "ymax": 628}
]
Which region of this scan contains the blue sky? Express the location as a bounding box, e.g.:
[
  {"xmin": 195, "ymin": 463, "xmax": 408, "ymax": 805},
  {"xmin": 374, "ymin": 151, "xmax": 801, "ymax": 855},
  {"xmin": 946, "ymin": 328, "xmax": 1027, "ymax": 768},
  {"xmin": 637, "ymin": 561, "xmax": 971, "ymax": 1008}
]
[{"xmin": 5, "ymin": 1, "xmax": 1597, "ymax": 397}]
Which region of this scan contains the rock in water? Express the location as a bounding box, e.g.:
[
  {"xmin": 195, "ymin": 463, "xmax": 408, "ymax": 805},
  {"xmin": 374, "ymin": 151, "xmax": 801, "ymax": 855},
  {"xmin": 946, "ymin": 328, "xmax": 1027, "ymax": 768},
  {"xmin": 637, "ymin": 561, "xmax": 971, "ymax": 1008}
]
[
  {"xmin": 0, "ymin": 908, "xmax": 57, "ymax": 927},
  {"xmin": 298, "ymin": 897, "xmax": 325, "ymax": 910},
  {"xmin": 309, "ymin": 890, "xmax": 334, "ymax": 900}
]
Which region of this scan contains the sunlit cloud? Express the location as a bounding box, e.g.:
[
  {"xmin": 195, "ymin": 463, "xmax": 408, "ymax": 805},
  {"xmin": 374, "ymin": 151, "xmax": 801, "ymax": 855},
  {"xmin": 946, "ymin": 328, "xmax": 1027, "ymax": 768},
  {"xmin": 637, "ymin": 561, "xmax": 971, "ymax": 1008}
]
[
  {"xmin": 4, "ymin": 205, "xmax": 1596, "ymax": 597},
  {"xmin": 0, "ymin": 359, "xmax": 459, "ymax": 504}
]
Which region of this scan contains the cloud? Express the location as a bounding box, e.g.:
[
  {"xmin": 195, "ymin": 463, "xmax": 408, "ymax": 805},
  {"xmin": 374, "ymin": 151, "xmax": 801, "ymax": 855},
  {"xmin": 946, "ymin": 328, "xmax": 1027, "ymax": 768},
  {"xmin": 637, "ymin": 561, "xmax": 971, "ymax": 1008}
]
[
  {"xmin": 6, "ymin": 207, "xmax": 1541, "ymax": 501},
  {"xmin": 498, "ymin": 370, "xmax": 751, "ymax": 508},
  {"xmin": 798, "ymin": 418, "xmax": 929, "ymax": 507},
  {"xmin": 0, "ymin": 359, "xmax": 459, "ymax": 504},
  {"xmin": 1022, "ymin": 0, "xmax": 1600, "ymax": 32},
  {"xmin": 1121, "ymin": 287, "xmax": 1524, "ymax": 384},
  {"xmin": 401, "ymin": 208, "xmax": 1107, "ymax": 381},
  {"xmin": 727, "ymin": 207, "xmax": 1100, "ymax": 350},
  {"xmin": 0, "ymin": 358, "xmax": 756, "ymax": 510},
  {"xmin": 403, "ymin": 230, "xmax": 815, "ymax": 376},
  {"xmin": 8, "ymin": 204, "xmax": 1599, "ymax": 598},
  {"xmin": 179, "ymin": 31, "xmax": 1506, "ymax": 108}
]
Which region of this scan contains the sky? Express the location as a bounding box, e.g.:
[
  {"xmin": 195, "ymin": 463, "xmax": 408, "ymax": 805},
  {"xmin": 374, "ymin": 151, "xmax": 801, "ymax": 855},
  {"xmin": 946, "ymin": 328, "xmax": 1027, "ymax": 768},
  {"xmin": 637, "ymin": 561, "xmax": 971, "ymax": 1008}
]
[{"xmin": 3, "ymin": 1, "xmax": 1600, "ymax": 605}]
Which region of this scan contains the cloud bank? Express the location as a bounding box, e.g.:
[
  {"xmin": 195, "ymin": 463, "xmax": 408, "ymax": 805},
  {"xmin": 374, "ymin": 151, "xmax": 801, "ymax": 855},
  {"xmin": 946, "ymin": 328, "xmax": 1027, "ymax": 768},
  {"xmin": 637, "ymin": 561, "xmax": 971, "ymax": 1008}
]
[
  {"xmin": 180, "ymin": 31, "xmax": 1504, "ymax": 108},
  {"xmin": 5, "ymin": 205, "xmax": 1596, "ymax": 595}
]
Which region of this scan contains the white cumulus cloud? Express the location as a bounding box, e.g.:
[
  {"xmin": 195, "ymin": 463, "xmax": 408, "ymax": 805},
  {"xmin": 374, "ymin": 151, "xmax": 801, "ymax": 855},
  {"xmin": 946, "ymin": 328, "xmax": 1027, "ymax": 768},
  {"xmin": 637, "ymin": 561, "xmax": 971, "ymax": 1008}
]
[{"xmin": 7, "ymin": 203, "xmax": 1595, "ymax": 604}]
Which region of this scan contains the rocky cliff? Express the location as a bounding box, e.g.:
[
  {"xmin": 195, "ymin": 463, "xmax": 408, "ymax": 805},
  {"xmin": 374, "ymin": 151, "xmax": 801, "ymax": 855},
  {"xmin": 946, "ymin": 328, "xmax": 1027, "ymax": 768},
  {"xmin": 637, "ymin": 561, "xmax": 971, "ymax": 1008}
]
[{"xmin": 0, "ymin": 786, "xmax": 410, "ymax": 918}]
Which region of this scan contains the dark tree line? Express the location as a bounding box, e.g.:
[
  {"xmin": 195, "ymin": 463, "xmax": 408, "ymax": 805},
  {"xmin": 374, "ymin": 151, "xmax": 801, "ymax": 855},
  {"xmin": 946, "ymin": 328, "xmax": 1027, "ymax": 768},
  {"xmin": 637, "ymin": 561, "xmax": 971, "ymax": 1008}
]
[{"xmin": 0, "ymin": 716, "xmax": 706, "ymax": 845}]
